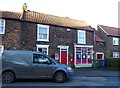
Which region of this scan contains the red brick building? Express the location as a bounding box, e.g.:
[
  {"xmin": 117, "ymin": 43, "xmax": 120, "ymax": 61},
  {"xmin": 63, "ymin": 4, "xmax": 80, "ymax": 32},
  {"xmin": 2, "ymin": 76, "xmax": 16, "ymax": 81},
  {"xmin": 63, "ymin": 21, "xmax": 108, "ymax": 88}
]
[
  {"xmin": 94, "ymin": 34, "xmax": 105, "ymax": 60},
  {"xmin": 96, "ymin": 25, "xmax": 120, "ymax": 58},
  {"xmin": 0, "ymin": 8, "xmax": 95, "ymax": 68}
]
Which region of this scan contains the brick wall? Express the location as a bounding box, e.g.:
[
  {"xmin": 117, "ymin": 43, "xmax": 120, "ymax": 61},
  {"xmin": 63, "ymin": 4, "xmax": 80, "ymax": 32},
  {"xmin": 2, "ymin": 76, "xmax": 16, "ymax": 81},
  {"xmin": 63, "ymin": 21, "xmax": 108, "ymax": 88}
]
[
  {"xmin": 20, "ymin": 21, "xmax": 37, "ymax": 51},
  {"xmin": 2, "ymin": 19, "xmax": 21, "ymax": 50},
  {"xmin": 86, "ymin": 31, "xmax": 94, "ymax": 44},
  {"xmin": 36, "ymin": 25, "xmax": 77, "ymax": 58},
  {"xmin": 2, "ymin": 19, "xmax": 94, "ymax": 60},
  {"xmin": 97, "ymin": 26, "xmax": 120, "ymax": 58}
]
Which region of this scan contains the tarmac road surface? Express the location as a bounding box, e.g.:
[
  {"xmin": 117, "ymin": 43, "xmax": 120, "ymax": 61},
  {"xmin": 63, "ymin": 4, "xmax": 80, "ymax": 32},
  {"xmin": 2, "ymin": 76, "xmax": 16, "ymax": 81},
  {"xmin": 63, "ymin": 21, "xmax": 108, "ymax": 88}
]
[{"xmin": 1, "ymin": 76, "xmax": 120, "ymax": 88}]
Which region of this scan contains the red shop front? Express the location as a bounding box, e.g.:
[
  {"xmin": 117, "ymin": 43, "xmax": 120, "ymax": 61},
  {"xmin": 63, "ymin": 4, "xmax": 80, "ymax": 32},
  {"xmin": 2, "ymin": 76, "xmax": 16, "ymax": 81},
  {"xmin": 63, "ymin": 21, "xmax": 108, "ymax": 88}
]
[{"xmin": 74, "ymin": 45, "xmax": 93, "ymax": 68}]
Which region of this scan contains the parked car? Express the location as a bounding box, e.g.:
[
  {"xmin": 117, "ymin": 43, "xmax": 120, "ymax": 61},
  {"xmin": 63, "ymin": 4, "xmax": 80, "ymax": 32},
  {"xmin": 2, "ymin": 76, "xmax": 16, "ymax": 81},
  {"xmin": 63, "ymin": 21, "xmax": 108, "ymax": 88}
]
[{"xmin": 1, "ymin": 50, "xmax": 73, "ymax": 83}]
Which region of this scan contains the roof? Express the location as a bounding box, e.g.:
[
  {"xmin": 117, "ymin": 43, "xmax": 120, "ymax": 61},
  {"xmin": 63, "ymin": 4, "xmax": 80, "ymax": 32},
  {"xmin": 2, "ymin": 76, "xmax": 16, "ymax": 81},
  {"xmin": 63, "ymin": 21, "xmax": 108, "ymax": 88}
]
[
  {"xmin": 95, "ymin": 34, "xmax": 104, "ymax": 42},
  {"xmin": 0, "ymin": 10, "xmax": 21, "ymax": 19},
  {"xmin": 0, "ymin": 10, "xmax": 94, "ymax": 31},
  {"xmin": 98, "ymin": 25, "xmax": 119, "ymax": 37}
]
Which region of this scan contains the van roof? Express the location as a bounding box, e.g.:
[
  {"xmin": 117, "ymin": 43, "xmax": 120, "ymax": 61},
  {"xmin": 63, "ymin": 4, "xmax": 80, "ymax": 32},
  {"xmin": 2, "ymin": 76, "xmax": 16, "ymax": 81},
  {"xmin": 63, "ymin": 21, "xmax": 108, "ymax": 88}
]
[{"xmin": 3, "ymin": 50, "xmax": 43, "ymax": 54}]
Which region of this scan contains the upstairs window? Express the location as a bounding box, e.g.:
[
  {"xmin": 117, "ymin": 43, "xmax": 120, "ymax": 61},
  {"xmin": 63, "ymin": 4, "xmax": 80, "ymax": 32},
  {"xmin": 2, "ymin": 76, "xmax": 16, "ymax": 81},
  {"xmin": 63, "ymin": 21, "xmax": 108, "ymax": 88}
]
[
  {"xmin": 113, "ymin": 37, "xmax": 119, "ymax": 45},
  {"xmin": 37, "ymin": 24, "xmax": 49, "ymax": 41},
  {"xmin": 113, "ymin": 52, "xmax": 119, "ymax": 58},
  {"xmin": 0, "ymin": 19, "xmax": 5, "ymax": 34},
  {"xmin": 78, "ymin": 30, "xmax": 86, "ymax": 44}
]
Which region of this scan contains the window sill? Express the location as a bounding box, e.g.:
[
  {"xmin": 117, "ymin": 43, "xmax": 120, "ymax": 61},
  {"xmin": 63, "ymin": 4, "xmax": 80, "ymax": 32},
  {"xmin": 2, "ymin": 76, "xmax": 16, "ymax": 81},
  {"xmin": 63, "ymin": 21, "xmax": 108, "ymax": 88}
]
[
  {"xmin": 77, "ymin": 42, "xmax": 86, "ymax": 44},
  {"xmin": 113, "ymin": 44, "xmax": 119, "ymax": 46},
  {"xmin": 37, "ymin": 39, "xmax": 49, "ymax": 42}
]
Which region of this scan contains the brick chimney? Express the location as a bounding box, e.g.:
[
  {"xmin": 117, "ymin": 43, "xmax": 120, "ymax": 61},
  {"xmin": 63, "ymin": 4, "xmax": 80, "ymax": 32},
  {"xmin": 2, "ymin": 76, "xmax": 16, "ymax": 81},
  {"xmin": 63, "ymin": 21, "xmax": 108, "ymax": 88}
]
[
  {"xmin": 22, "ymin": 3, "xmax": 27, "ymax": 12},
  {"xmin": 20, "ymin": 3, "xmax": 28, "ymax": 19}
]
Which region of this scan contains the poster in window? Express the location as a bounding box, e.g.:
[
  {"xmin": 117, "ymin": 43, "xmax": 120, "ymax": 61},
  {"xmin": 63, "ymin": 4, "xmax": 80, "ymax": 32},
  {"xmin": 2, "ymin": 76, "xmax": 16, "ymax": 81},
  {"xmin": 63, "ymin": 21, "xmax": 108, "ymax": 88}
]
[
  {"xmin": 76, "ymin": 54, "xmax": 81, "ymax": 59},
  {"xmin": 88, "ymin": 54, "xmax": 91, "ymax": 59},
  {"xmin": 82, "ymin": 54, "xmax": 86, "ymax": 59},
  {"xmin": 55, "ymin": 53, "xmax": 59, "ymax": 60},
  {"xmin": 76, "ymin": 48, "xmax": 81, "ymax": 52}
]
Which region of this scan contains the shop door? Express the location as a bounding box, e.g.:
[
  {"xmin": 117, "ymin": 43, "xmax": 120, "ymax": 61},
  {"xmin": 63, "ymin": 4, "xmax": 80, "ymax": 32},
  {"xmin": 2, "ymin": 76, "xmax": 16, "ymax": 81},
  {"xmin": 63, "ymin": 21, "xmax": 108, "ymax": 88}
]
[{"xmin": 60, "ymin": 48, "xmax": 68, "ymax": 65}]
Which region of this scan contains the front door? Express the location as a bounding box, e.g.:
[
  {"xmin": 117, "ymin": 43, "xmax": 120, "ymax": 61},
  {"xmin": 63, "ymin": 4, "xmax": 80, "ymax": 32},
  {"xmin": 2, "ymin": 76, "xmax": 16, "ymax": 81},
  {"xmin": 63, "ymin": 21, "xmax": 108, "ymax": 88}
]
[
  {"xmin": 61, "ymin": 50, "xmax": 67, "ymax": 64},
  {"xmin": 59, "ymin": 46, "xmax": 69, "ymax": 65}
]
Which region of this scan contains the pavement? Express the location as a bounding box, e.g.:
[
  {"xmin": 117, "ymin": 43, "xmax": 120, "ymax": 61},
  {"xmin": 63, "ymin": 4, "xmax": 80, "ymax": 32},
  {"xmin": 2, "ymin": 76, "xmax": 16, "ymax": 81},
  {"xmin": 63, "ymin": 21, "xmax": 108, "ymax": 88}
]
[{"xmin": 73, "ymin": 67, "xmax": 120, "ymax": 77}]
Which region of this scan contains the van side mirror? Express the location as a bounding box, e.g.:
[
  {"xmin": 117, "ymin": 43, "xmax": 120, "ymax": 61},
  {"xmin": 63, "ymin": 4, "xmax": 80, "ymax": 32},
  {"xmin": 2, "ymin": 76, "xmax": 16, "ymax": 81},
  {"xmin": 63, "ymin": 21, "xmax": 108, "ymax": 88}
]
[{"xmin": 46, "ymin": 60, "xmax": 52, "ymax": 64}]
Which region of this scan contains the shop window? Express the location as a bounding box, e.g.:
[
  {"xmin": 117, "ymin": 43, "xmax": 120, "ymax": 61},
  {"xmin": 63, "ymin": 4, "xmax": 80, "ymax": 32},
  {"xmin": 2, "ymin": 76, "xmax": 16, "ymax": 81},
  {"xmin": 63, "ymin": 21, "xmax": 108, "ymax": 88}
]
[{"xmin": 75, "ymin": 47, "xmax": 93, "ymax": 64}]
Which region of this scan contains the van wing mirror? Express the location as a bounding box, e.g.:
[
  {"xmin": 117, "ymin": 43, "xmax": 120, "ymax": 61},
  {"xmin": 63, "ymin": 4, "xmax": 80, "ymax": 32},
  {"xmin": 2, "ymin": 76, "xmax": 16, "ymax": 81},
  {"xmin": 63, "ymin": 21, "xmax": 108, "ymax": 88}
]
[{"xmin": 46, "ymin": 60, "xmax": 52, "ymax": 64}]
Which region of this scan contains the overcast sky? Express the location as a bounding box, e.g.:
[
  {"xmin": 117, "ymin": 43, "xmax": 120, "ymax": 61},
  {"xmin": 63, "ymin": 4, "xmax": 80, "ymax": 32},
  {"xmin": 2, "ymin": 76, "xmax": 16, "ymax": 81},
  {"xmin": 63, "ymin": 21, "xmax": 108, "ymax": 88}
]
[{"xmin": 0, "ymin": 0, "xmax": 119, "ymax": 28}]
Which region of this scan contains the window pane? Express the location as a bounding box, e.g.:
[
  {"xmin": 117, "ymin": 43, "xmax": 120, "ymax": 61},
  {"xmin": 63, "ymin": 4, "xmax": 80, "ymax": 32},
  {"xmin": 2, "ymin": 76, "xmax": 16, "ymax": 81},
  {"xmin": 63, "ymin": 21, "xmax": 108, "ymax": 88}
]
[
  {"xmin": 39, "ymin": 34, "xmax": 47, "ymax": 39},
  {"xmin": 42, "ymin": 34, "xmax": 47, "ymax": 39},
  {"xmin": 79, "ymin": 38, "xmax": 84, "ymax": 43},
  {"xmin": 37, "ymin": 25, "xmax": 49, "ymax": 41},
  {"xmin": 78, "ymin": 31, "xmax": 85, "ymax": 44},
  {"xmin": 79, "ymin": 32, "xmax": 84, "ymax": 37},
  {"xmin": 113, "ymin": 52, "xmax": 119, "ymax": 58},
  {"xmin": 0, "ymin": 19, "xmax": 5, "ymax": 34},
  {"xmin": 40, "ymin": 27, "xmax": 47, "ymax": 34},
  {"xmin": 38, "ymin": 48, "xmax": 47, "ymax": 55},
  {"xmin": 38, "ymin": 48, "xmax": 42, "ymax": 52},
  {"xmin": 33, "ymin": 54, "xmax": 48, "ymax": 64},
  {"xmin": 113, "ymin": 37, "xmax": 119, "ymax": 45},
  {"xmin": 0, "ymin": 46, "xmax": 3, "ymax": 55}
]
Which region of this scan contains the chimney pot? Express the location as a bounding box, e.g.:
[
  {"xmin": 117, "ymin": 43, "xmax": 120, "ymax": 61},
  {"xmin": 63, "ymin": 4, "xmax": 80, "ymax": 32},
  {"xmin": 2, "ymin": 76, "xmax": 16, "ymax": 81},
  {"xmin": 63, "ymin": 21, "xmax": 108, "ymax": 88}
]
[{"xmin": 22, "ymin": 3, "xmax": 27, "ymax": 12}]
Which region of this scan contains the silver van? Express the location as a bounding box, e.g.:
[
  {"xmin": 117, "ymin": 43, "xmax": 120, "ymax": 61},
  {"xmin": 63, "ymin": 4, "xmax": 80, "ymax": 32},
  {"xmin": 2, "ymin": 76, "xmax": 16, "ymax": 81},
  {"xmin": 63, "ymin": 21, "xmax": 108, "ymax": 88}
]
[{"xmin": 1, "ymin": 50, "xmax": 73, "ymax": 83}]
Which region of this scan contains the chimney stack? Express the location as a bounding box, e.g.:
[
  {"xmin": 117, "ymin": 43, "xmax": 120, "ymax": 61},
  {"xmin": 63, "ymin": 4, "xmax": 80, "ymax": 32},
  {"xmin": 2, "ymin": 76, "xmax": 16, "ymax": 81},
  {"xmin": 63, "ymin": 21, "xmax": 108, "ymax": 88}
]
[{"xmin": 22, "ymin": 3, "xmax": 27, "ymax": 12}]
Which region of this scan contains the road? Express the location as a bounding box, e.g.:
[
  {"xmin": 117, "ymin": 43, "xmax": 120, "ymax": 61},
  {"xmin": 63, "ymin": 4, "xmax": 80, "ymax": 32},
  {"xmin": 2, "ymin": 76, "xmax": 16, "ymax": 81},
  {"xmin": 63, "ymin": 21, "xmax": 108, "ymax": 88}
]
[
  {"xmin": 1, "ymin": 76, "xmax": 120, "ymax": 88},
  {"xmin": 1, "ymin": 68, "xmax": 120, "ymax": 88}
]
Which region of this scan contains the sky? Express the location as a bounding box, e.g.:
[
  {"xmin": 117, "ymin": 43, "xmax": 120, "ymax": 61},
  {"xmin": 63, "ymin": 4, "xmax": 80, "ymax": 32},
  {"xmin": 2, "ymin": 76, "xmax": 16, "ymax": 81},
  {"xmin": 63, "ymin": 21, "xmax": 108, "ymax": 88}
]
[{"xmin": 0, "ymin": 0, "xmax": 119, "ymax": 28}]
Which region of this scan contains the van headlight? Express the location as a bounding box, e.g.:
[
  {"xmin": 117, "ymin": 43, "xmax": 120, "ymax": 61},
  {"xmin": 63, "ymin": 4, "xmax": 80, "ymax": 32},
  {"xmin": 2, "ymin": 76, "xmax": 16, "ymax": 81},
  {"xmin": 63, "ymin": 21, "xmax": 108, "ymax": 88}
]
[{"xmin": 67, "ymin": 66, "xmax": 72, "ymax": 71}]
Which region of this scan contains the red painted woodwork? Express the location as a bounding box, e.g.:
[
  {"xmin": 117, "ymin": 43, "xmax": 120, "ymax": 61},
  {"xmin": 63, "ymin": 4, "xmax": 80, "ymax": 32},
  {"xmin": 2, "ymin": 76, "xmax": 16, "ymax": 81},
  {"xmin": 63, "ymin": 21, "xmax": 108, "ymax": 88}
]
[
  {"xmin": 97, "ymin": 54, "xmax": 103, "ymax": 59},
  {"xmin": 61, "ymin": 51, "xmax": 67, "ymax": 64}
]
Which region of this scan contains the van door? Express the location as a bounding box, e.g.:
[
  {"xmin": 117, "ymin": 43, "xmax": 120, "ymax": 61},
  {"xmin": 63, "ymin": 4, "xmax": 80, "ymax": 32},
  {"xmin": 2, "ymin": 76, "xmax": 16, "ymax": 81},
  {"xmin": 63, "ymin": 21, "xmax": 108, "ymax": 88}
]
[{"xmin": 32, "ymin": 54, "xmax": 55, "ymax": 78}]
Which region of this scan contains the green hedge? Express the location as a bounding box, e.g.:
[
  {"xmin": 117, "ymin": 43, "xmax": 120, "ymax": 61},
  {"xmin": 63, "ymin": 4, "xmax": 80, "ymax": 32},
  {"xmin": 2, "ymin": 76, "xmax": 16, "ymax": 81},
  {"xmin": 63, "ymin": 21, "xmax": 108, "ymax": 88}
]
[{"xmin": 106, "ymin": 58, "xmax": 120, "ymax": 69}]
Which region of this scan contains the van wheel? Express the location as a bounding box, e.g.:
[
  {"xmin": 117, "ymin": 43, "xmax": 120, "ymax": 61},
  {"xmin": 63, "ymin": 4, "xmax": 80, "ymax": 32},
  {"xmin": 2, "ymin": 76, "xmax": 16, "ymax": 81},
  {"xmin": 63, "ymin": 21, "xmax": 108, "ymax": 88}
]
[
  {"xmin": 53, "ymin": 72, "xmax": 66, "ymax": 83},
  {"xmin": 2, "ymin": 71, "xmax": 15, "ymax": 83}
]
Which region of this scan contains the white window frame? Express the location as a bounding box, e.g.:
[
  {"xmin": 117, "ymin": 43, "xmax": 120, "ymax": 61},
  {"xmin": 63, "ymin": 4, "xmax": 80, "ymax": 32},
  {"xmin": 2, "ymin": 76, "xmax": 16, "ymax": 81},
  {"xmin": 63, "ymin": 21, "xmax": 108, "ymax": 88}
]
[
  {"xmin": 113, "ymin": 37, "xmax": 119, "ymax": 45},
  {"xmin": 36, "ymin": 45, "xmax": 49, "ymax": 55},
  {"xmin": 74, "ymin": 45, "xmax": 93, "ymax": 68},
  {"xmin": 113, "ymin": 52, "xmax": 119, "ymax": 58},
  {"xmin": 37, "ymin": 24, "xmax": 49, "ymax": 42},
  {"xmin": 0, "ymin": 45, "xmax": 4, "ymax": 55},
  {"xmin": 78, "ymin": 30, "xmax": 86, "ymax": 44},
  {"xmin": 57, "ymin": 45, "xmax": 69, "ymax": 65},
  {"xmin": 0, "ymin": 19, "xmax": 5, "ymax": 34}
]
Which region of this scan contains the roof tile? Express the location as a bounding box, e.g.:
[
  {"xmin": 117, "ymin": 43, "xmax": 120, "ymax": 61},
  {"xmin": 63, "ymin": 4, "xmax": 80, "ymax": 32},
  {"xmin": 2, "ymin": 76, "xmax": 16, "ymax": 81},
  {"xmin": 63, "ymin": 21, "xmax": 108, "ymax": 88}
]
[
  {"xmin": 98, "ymin": 25, "xmax": 119, "ymax": 37},
  {"xmin": 0, "ymin": 10, "xmax": 94, "ymax": 31},
  {"xmin": 0, "ymin": 10, "xmax": 21, "ymax": 19},
  {"xmin": 95, "ymin": 34, "xmax": 104, "ymax": 42}
]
